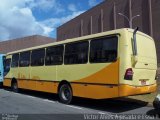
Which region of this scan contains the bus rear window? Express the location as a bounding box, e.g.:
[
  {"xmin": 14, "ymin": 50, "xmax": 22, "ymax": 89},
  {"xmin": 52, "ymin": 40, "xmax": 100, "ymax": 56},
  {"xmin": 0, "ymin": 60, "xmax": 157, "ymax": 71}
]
[{"xmin": 90, "ymin": 36, "xmax": 118, "ymax": 63}]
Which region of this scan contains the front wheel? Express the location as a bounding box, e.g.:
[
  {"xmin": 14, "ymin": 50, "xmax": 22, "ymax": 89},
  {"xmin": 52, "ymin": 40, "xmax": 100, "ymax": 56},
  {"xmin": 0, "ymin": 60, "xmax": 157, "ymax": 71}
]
[
  {"xmin": 58, "ymin": 84, "xmax": 72, "ymax": 104},
  {"xmin": 11, "ymin": 81, "xmax": 18, "ymax": 93}
]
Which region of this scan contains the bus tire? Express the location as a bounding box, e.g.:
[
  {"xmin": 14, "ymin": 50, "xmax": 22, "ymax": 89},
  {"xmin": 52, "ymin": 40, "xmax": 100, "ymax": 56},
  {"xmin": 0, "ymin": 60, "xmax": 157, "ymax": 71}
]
[
  {"xmin": 11, "ymin": 80, "xmax": 18, "ymax": 93},
  {"xmin": 58, "ymin": 84, "xmax": 72, "ymax": 104}
]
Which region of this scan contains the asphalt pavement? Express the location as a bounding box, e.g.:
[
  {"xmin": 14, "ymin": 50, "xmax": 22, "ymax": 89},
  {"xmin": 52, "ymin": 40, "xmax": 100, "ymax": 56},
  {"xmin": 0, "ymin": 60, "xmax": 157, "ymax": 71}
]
[{"xmin": 0, "ymin": 88, "xmax": 159, "ymax": 120}]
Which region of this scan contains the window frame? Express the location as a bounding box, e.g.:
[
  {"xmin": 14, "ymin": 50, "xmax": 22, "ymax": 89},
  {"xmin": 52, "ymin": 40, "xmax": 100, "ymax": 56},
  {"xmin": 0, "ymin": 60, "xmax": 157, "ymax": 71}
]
[
  {"xmin": 31, "ymin": 48, "xmax": 45, "ymax": 66},
  {"xmin": 45, "ymin": 45, "xmax": 64, "ymax": 66},
  {"xmin": 64, "ymin": 40, "xmax": 89, "ymax": 65},
  {"xmin": 19, "ymin": 51, "xmax": 31, "ymax": 67},
  {"xmin": 89, "ymin": 36, "xmax": 118, "ymax": 63},
  {"xmin": 11, "ymin": 53, "xmax": 19, "ymax": 68}
]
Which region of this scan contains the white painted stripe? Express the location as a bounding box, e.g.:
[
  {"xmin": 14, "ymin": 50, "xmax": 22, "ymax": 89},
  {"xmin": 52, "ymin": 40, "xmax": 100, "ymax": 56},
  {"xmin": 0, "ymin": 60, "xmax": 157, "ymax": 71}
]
[
  {"xmin": 12, "ymin": 92, "xmax": 20, "ymax": 95},
  {"xmin": 66, "ymin": 105, "xmax": 82, "ymax": 110},
  {"xmin": 98, "ymin": 112, "xmax": 106, "ymax": 114},
  {"xmin": 4, "ymin": 90, "xmax": 10, "ymax": 93},
  {"xmin": 26, "ymin": 95, "xmax": 36, "ymax": 99},
  {"xmin": 43, "ymin": 99, "xmax": 55, "ymax": 103}
]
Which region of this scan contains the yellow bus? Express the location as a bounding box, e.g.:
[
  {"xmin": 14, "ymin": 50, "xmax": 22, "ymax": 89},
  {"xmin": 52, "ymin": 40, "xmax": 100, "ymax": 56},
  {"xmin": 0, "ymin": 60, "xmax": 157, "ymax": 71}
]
[{"xmin": 3, "ymin": 28, "xmax": 157, "ymax": 104}]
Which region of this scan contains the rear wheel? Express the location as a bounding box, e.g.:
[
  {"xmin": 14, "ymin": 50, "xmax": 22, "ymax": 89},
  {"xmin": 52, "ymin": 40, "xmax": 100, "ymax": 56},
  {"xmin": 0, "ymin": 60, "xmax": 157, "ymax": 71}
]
[
  {"xmin": 58, "ymin": 84, "xmax": 72, "ymax": 104},
  {"xmin": 11, "ymin": 81, "xmax": 18, "ymax": 92}
]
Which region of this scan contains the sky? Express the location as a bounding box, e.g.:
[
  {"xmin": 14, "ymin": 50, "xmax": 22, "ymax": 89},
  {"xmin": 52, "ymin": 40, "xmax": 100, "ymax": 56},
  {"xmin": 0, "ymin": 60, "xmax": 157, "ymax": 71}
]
[{"xmin": 0, "ymin": 0, "xmax": 103, "ymax": 41}]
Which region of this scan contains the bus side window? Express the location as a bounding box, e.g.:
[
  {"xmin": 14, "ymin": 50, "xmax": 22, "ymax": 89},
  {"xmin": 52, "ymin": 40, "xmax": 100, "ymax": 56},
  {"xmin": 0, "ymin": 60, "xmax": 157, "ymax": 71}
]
[
  {"xmin": 11, "ymin": 53, "xmax": 19, "ymax": 67},
  {"xmin": 90, "ymin": 36, "xmax": 118, "ymax": 63},
  {"xmin": 64, "ymin": 41, "xmax": 89, "ymax": 65},
  {"xmin": 31, "ymin": 49, "xmax": 45, "ymax": 66},
  {"xmin": 45, "ymin": 45, "xmax": 64, "ymax": 65},
  {"xmin": 19, "ymin": 51, "xmax": 30, "ymax": 67}
]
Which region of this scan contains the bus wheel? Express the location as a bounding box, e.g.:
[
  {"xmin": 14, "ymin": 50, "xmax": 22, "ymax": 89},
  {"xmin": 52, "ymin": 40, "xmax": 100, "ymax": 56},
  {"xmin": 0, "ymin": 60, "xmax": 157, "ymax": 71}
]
[
  {"xmin": 11, "ymin": 80, "xmax": 18, "ymax": 93},
  {"xmin": 59, "ymin": 84, "xmax": 72, "ymax": 104}
]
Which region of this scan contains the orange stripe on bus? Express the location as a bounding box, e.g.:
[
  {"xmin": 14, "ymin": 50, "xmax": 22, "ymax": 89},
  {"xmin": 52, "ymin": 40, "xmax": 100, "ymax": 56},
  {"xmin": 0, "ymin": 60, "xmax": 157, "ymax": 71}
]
[
  {"xmin": 119, "ymin": 84, "xmax": 157, "ymax": 97},
  {"xmin": 3, "ymin": 79, "xmax": 11, "ymax": 87},
  {"xmin": 4, "ymin": 79, "xmax": 58, "ymax": 93},
  {"xmin": 18, "ymin": 80, "xmax": 58, "ymax": 93},
  {"xmin": 73, "ymin": 59, "xmax": 119, "ymax": 84},
  {"xmin": 71, "ymin": 83, "xmax": 119, "ymax": 99}
]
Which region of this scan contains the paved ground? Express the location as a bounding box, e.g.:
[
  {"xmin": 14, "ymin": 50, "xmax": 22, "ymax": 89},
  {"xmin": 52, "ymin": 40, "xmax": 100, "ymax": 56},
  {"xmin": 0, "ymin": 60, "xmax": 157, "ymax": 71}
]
[{"xmin": 0, "ymin": 88, "xmax": 159, "ymax": 120}]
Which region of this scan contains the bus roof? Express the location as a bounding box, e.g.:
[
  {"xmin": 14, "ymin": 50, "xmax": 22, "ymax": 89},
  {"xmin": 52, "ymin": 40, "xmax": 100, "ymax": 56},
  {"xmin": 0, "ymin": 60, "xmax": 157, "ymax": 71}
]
[{"xmin": 6, "ymin": 28, "xmax": 153, "ymax": 55}]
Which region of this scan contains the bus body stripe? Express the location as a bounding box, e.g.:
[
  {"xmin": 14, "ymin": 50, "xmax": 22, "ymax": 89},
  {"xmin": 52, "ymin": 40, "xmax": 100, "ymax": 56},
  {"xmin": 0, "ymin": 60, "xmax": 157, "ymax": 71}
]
[
  {"xmin": 3, "ymin": 78, "xmax": 157, "ymax": 99},
  {"xmin": 73, "ymin": 59, "xmax": 119, "ymax": 84}
]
